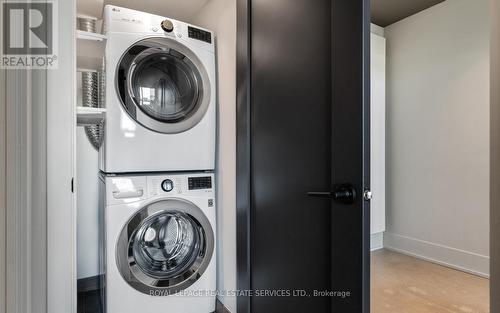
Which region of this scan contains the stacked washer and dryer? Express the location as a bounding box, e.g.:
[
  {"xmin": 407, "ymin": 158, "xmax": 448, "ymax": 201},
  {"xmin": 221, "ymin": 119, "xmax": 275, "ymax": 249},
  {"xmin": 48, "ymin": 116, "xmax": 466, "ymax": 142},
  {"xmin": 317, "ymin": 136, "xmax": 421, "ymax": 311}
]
[{"xmin": 99, "ymin": 5, "xmax": 217, "ymax": 313}]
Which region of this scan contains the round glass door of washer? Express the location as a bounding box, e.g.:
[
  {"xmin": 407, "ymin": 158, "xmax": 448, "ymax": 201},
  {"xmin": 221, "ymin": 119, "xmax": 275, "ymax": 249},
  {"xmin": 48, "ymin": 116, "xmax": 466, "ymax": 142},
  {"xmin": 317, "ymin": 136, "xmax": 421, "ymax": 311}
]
[
  {"xmin": 116, "ymin": 199, "xmax": 214, "ymax": 295},
  {"xmin": 116, "ymin": 38, "xmax": 211, "ymax": 134}
]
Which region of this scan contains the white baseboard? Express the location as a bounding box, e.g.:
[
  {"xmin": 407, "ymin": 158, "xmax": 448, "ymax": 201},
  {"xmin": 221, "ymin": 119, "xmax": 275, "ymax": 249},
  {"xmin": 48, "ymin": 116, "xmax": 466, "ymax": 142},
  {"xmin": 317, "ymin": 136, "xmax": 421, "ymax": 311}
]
[
  {"xmin": 371, "ymin": 232, "xmax": 384, "ymax": 251},
  {"xmin": 384, "ymin": 232, "xmax": 490, "ymax": 278}
]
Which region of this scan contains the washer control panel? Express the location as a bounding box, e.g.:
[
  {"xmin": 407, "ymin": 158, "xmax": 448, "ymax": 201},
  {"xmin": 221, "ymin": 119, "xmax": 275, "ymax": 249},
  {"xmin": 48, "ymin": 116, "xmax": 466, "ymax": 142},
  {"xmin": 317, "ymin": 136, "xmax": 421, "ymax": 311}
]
[
  {"xmin": 147, "ymin": 173, "xmax": 214, "ymax": 197},
  {"xmin": 106, "ymin": 173, "xmax": 215, "ymax": 205},
  {"xmin": 188, "ymin": 176, "xmax": 212, "ymax": 190}
]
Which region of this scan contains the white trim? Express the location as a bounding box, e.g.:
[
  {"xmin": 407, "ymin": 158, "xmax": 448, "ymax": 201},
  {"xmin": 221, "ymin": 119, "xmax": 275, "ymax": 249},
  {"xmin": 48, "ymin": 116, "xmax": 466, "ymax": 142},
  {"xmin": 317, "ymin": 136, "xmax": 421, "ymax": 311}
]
[
  {"xmin": 370, "ymin": 23, "xmax": 385, "ymax": 37},
  {"xmin": 384, "ymin": 232, "xmax": 490, "ymax": 278},
  {"xmin": 47, "ymin": 0, "xmax": 77, "ymax": 312},
  {"xmin": 370, "ymin": 232, "xmax": 384, "ymax": 251}
]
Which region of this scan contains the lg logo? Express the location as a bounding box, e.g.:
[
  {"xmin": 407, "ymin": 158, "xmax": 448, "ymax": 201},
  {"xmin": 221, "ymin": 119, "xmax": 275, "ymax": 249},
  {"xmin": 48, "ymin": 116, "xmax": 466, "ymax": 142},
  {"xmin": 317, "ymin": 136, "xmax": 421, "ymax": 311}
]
[{"xmin": 1, "ymin": 1, "xmax": 57, "ymax": 68}]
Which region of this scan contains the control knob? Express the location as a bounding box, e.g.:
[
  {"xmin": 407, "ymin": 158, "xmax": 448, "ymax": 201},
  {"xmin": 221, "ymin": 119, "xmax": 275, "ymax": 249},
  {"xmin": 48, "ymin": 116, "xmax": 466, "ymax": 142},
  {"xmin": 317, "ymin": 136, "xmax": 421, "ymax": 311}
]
[
  {"xmin": 161, "ymin": 179, "xmax": 174, "ymax": 192},
  {"xmin": 161, "ymin": 20, "xmax": 174, "ymax": 32}
]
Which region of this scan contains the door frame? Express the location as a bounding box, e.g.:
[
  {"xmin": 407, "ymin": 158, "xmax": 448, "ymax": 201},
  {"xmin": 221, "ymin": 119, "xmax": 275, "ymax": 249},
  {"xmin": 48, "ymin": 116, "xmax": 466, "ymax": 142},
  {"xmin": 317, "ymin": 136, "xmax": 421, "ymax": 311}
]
[
  {"xmin": 235, "ymin": 0, "xmax": 371, "ymax": 312},
  {"xmin": 361, "ymin": 0, "xmax": 372, "ymax": 311},
  {"xmin": 235, "ymin": 0, "xmax": 251, "ymax": 311},
  {"xmin": 47, "ymin": 0, "xmax": 77, "ymax": 312}
]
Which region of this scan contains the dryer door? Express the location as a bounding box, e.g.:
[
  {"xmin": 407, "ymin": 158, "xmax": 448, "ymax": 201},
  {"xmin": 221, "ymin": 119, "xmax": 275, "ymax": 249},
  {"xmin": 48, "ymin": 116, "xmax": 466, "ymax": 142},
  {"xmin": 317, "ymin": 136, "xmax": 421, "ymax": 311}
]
[
  {"xmin": 116, "ymin": 199, "xmax": 214, "ymax": 295},
  {"xmin": 116, "ymin": 37, "xmax": 211, "ymax": 134}
]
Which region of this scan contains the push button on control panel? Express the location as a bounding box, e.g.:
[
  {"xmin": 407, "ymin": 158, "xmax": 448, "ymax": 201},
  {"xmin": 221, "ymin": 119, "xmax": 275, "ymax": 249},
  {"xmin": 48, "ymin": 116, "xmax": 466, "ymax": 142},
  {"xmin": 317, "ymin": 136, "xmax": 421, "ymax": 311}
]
[{"xmin": 161, "ymin": 179, "xmax": 174, "ymax": 192}]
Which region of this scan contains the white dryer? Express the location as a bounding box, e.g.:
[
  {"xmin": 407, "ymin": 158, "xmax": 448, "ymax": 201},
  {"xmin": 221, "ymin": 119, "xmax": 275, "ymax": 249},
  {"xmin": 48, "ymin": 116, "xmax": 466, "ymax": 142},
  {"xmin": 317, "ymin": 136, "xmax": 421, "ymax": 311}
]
[
  {"xmin": 102, "ymin": 172, "xmax": 216, "ymax": 313},
  {"xmin": 101, "ymin": 5, "xmax": 216, "ymax": 173}
]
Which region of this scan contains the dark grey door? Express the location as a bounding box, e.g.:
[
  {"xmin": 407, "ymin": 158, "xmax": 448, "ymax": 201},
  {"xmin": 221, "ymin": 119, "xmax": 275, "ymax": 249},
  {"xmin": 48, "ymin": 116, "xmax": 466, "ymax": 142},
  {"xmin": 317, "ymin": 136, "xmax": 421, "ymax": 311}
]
[{"xmin": 236, "ymin": 0, "xmax": 370, "ymax": 312}]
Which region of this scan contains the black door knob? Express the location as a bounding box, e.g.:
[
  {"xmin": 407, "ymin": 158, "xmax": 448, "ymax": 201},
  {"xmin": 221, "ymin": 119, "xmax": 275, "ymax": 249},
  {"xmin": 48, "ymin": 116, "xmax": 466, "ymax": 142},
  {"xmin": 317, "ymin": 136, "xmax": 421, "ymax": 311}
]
[
  {"xmin": 332, "ymin": 185, "xmax": 356, "ymax": 204},
  {"xmin": 307, "ymin": 184, "xmax": 356, "ymax": 204}
]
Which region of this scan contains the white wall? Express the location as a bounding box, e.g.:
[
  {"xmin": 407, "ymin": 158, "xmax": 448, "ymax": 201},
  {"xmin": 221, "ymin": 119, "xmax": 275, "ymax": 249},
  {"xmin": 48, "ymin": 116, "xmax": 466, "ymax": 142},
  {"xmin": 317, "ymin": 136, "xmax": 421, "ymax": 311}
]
[
  {"xmin": 490, "ymin": 0, "xmax": 500, "ymax": 313},
  {"xmin": 384, "ymin": 0, "xmax": 490, "ymax": 276},
  {"xmin": 76, "ymin": 128, "xmax": 99, "ymax": 280},
  {"xmin": 491, "ymin": 0, "xmax": 500, "ymax": 308},
  {"xmin": 192, "ymin": 1, "xmax": 237, "ymax": 312},
  {"xmin": 76, "ymin": 72, "xmax": 101, "ymax": 279}
]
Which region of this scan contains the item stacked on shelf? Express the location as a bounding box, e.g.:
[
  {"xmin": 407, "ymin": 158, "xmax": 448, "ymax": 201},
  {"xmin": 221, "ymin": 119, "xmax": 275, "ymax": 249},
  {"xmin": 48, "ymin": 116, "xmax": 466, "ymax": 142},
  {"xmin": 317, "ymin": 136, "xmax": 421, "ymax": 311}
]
[{"xmin": 76, "ymin": 15, "xmax": 106, "ymax": 137}]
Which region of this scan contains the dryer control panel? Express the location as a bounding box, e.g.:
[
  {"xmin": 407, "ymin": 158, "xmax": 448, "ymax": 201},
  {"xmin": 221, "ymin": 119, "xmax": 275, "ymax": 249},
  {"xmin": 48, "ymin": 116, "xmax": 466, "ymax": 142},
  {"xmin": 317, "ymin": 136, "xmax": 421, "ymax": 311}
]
[
  {"xmin": 188, "ymin": 26, "xmax": 212, "ymax": 44},
  {"xmin": 103, "ymin": 5, "xmax": 215, "ymax": 52}
]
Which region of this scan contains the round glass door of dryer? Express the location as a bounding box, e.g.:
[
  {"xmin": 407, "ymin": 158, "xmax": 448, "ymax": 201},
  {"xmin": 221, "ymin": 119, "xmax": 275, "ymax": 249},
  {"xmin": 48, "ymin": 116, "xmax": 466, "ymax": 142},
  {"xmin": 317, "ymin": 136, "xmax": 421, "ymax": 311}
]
[
  {"xmin": 116, "ymin": 38, "xmax": 211, "ymax": 134},
  {"xmin": 116, "ymin": 199, "xmax": 214, "ymax": 295}
]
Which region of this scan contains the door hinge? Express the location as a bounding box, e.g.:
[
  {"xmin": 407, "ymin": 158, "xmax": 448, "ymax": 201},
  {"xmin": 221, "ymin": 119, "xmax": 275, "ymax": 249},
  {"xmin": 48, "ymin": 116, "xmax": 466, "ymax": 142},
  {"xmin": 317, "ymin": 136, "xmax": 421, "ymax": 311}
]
[{"xmin": 363, "ymin": 190, "xmax": 372, "ymax": 201}]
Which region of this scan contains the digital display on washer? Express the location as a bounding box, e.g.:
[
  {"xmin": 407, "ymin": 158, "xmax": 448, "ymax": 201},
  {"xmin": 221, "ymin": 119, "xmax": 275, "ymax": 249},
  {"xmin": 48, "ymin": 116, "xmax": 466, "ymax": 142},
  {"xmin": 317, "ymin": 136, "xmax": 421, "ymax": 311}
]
[
  {"xmin": 188, "ymin": 176, "xmax": 212, "ymax": 190},
  {"xmin": 188, "ymin": 26, "xmax": 212, "ymax": 44}
]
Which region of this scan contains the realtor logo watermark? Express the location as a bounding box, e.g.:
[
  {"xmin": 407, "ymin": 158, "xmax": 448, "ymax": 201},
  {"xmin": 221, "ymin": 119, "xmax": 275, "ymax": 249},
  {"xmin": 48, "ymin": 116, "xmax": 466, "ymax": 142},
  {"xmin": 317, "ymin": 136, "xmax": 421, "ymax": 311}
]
[{"xmin": 1, "ymin": 0, "xmax": 58, "ymax": 68}]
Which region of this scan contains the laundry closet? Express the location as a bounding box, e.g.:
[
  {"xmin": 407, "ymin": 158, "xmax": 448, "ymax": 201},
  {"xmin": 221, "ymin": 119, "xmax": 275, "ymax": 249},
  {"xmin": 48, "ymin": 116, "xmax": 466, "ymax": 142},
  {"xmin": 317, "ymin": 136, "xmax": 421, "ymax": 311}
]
[
  {"xmin": 71, "ymin": 1, "xmax": 401, "ymax": 312},
  {"xmin": 74, "ymin": 1, "xmax": 237, "ymax": 312}
]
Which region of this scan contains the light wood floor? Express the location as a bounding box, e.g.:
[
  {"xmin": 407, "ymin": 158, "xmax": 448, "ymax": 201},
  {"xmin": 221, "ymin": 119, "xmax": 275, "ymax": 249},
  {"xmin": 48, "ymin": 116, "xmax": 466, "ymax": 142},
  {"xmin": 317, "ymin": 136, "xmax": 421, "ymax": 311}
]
[{"xmin": 371, "ymin": 249, "xmax": 489, "ymax": 313}]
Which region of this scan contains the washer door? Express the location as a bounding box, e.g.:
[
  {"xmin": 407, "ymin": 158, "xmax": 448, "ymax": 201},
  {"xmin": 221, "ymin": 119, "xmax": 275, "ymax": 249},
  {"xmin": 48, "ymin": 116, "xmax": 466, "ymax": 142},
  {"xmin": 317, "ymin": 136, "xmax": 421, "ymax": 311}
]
[
  {"xmin": 116, "ymin": 199, "xmax": 214, "ymax": 295},
  {"xmin": 116, "ymin": 38, "xmax": 211, "ymax": 134}
]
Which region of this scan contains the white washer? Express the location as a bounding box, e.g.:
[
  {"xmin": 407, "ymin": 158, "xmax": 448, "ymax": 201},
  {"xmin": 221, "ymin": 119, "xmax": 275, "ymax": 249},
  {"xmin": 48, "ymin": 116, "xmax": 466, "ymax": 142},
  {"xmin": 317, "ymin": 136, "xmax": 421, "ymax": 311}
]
[
  {"xmin": 100, "ymin": 5, "xmax": 216, "ymax": 173},
  {"xmin": 102, "ymin": 172, "xmax": 216, "ymax": 313}
]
